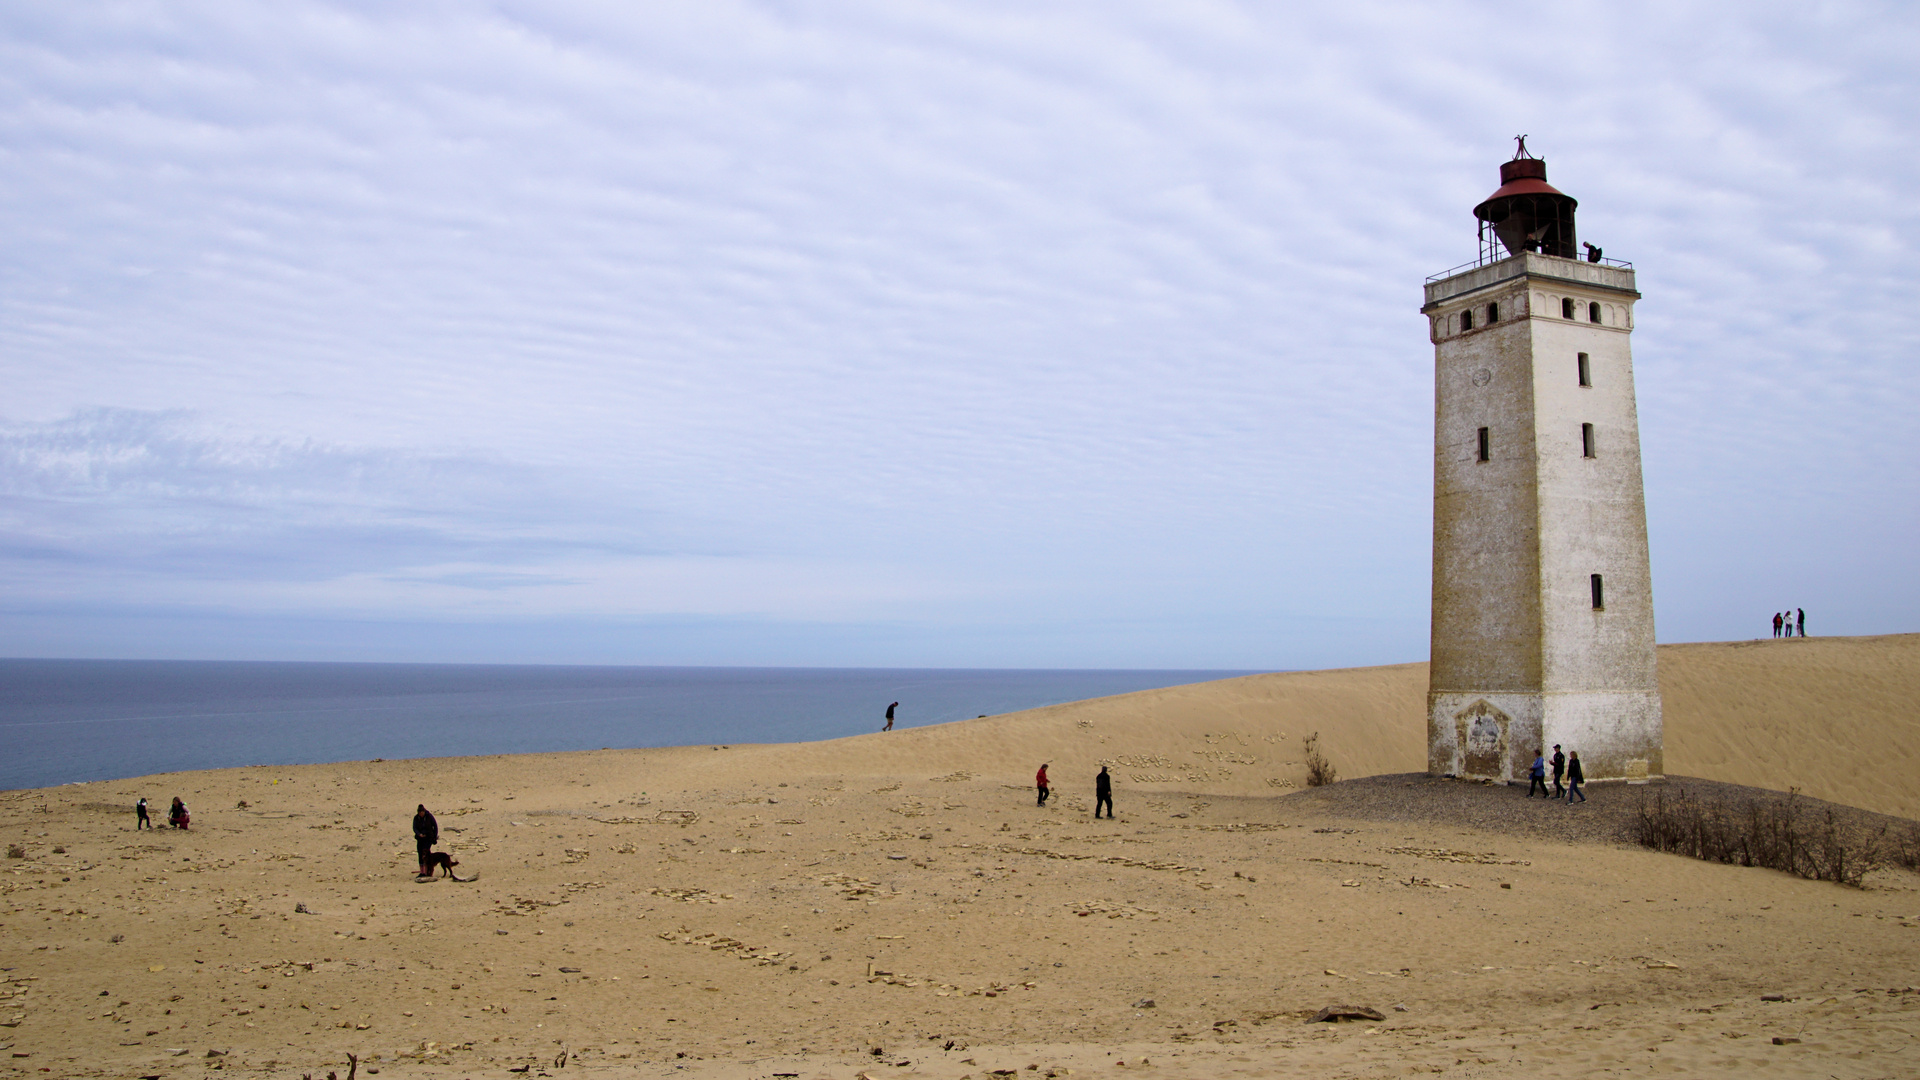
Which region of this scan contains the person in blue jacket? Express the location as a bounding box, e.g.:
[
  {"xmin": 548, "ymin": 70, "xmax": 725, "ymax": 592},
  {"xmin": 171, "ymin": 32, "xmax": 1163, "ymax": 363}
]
[{"xmin": 1526, "ymin": 750, "xmax": 1548, "ymax": 798}]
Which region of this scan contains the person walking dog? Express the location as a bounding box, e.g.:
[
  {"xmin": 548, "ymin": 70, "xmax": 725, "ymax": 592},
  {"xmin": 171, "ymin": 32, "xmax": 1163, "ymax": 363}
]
[{"xmin": 413, "ymin": 804, "xmax": 439, "ymax": 876}]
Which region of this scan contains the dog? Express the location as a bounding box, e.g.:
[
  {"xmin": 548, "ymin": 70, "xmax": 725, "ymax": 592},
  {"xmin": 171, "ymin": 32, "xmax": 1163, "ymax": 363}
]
[{"xmin": 418, "ymin": 850, "xmax": 467, "ymax": 881}]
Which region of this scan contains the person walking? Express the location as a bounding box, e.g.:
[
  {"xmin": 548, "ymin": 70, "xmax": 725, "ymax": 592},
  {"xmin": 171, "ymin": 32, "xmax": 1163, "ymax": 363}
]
[
  {"xmin": 136, "ymin": 797, "xmax": 151, "ymax": 830},
  {"xmin": 1526, "ymin": 750, "xmax": 1549, "ymax": 797},
  {"xmin": 1772, "ymin": 612, "xmax": 1782, "ymax": 638},
  {"xmin": 883, "ymin": 702, "xmax": 897, "ymax": 732},
  {"xmin": 1094, "ymin": 766, "xmax": 1113, "ymax": 819},
  {"xmin": 1565, "ymin": 752, "xmax": 1586, "ymax": 803},
  {"xmin": 1550, "ymin": 745, "xmax": 1566, "ymax": 799},
  {"xmin": 1797, "ymin": 609, "xmax": 1805, "ymax": 637},
  {"xmin": 1035, "ymin": 763, "xmax": 1050, "ymax": 807},
  {"xmin": 413, "ymin": 804, "xmax": 439, "ymax": 877}
]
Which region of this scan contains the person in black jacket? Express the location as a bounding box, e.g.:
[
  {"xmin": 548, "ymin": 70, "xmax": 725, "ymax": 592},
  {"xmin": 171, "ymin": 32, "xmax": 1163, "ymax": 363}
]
[
  {"xmin": 413, "ymin": 805, "xmax": 439, "ymax": 876},
  {"xmin": 1550, "ymin": 745, "xmax": 1566, "ymax": 798},
  {"xmin": 1565, "ymin": 752, "xmax": 1586, "ymax": 803},
  {"xmin": 1094, "ymin": 766, "xmax": 1113, "ymax": 819}
]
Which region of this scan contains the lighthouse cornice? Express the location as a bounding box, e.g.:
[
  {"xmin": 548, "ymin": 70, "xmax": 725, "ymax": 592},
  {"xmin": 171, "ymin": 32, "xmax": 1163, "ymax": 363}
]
[{"xmin": 1423, "ymin": 252, "xmax": 1639, "ymax": 312}]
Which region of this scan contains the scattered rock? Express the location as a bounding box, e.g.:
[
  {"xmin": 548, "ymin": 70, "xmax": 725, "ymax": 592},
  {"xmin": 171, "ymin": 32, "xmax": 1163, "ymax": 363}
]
[
  {"xmin": 1761, "ymin": 993, "xmax": 1787, "ymax": 1002},
  {"xmin": 558, "ymin": 967, "xmax": 581, "ymax": 974},
  {"xmin": 1131, "ymin": 998, "xmax": 1155, "ymax": 1009},
  {"xmin": 1772, "ymin": 1036, "xmax": 1800, "ymax": 1045},
  {"xmin": 1309, "ymin": 1005, "xmax": 1386, "ymax": 1023},
  {"xmin": 1392, "ymin": 1003, "xmax": 1409, "ymax": 1012}
]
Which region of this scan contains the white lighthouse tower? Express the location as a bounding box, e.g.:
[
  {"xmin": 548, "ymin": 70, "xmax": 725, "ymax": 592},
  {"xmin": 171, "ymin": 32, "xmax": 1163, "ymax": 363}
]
[{"xmin": 1422, "ymin": 140, "xmax": 1662, "ymax": 785}]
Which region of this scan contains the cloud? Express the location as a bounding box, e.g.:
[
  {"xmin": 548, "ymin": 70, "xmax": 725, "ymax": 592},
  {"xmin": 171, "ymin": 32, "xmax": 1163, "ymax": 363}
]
[
  {"xmin": 0, "ymin": 1, "xmax": 1916, "ymax": 663},
  {"xmin": 0, "ymin": 408, "xmax": 962, "ymax": 622}
]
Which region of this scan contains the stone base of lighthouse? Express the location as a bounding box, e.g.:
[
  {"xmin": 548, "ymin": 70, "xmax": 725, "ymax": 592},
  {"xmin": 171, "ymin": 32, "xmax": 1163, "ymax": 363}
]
[{"xmin": 1427, "ymin": 690, "xmax": 1663, "ymax": 784}]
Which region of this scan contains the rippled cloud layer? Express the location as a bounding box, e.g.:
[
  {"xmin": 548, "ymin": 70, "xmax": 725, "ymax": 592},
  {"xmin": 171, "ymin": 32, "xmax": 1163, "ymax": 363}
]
[{"xmin": 2, "ymin": 1, "xmax": 1915, "ymax": 664}]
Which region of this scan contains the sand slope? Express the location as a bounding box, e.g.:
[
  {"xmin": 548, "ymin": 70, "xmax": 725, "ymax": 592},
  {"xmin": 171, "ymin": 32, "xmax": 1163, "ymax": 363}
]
[
  {"xmin": 1659, "ymin": 634, "xmax": 1920, "ymax": 821},
  {"xmin": 739, "ymin": 633, "xmax": 1920, "ymax": 821}
]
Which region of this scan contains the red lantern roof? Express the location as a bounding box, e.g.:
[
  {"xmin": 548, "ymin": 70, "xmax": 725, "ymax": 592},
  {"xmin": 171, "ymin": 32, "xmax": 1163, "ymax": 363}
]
[{"xmin": 1475, "ymin": 156, "xmax": 1575, "ymax": 221}]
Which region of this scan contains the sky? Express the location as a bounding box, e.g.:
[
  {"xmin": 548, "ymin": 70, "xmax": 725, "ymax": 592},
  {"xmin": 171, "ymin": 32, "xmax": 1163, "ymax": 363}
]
[{"xmin": 2, "ymin": 1, "xmax": 1916, "ymax": 669}]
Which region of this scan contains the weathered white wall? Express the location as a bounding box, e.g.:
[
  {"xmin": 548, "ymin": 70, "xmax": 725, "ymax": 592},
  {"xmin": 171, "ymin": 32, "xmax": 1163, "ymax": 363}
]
[{"xmin": 1422, "ymin": 254, "xmax": 1662, "ymax": 782}]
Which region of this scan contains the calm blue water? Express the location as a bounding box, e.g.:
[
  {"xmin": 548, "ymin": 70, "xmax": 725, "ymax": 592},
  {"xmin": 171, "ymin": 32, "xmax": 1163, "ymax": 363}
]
[{"xmin": 0, "ymin": 660, "xmax": 1256, "ymax": 792}]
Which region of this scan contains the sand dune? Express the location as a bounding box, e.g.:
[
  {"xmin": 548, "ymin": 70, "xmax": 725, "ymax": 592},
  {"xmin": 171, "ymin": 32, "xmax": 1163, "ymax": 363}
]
[
  {"xmin": 754, "ymin": 633, "xmax": 1920, "ymax": 821},
  {"xmin": 1, "ymin": 633, "xmax": 1916, "ymax": 1080}
]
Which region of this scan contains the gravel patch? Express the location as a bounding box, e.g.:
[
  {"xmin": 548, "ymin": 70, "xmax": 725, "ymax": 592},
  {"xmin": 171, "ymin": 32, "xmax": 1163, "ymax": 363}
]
[{"xmin": 1279, "ymin": 772, "xmax": 1917, "ymax": 847}]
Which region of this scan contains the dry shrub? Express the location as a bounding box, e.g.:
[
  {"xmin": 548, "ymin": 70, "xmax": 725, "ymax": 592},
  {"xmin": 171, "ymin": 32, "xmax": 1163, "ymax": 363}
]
[
  {"xmin": 1302, "ymin": 731, "xmax": 1337, "ymax": 788},
  {"xmin": 1631, "ymin": 787, "xmax": 1899, "ymax": 887},
  {"xmin": 4, "ymin": 844, "xmax": 24, "ymax": 859},
  {"xmin": 1890, "ymin": 823, "xmax": 1920, "ymax": 873}
]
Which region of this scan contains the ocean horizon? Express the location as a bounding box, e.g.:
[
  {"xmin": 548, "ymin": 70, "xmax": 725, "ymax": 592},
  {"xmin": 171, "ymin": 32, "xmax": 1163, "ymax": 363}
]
[{"xmin": 0, "ymin": 658, "xmax": 1260, "ymax": 793}]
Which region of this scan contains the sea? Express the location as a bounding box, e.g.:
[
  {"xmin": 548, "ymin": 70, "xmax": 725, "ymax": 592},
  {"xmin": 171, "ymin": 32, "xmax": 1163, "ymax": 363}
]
[{"xmin": 0, "ymin": 660, "xmax": 1258, "ymax": 793}]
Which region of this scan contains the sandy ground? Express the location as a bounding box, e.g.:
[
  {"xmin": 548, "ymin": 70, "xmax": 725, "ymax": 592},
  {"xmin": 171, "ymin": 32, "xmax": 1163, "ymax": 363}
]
[{"xmin": 3, "ymin": 634, "xmax": 1917, "ymax": 1079}]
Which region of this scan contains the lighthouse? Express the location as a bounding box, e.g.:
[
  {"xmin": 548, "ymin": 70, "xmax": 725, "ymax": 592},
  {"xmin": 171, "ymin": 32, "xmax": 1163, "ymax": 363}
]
[{"xmin": 1422, "ymin": 141, "xmax": 1662, "ymax": 785}]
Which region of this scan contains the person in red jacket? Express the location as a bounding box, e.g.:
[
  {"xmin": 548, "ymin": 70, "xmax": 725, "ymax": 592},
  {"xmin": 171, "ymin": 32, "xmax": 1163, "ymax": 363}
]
[{"xmin": 1035, "ymin": 764, "xmax": 1050, "ymax": 807}]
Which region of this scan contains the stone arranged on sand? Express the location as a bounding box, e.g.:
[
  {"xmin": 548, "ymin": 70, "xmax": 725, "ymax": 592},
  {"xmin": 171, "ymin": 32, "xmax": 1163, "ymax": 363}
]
[{"xmin": 1309, "ymin": 1004, "xmax": 1386, "ymax": 1023}]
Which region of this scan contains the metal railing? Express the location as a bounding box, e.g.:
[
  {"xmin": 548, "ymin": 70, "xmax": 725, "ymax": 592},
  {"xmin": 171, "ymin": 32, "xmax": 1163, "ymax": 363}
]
[{"xmin": 1425, "ymin": 250, "xmax": 1632, "ymax": 285}]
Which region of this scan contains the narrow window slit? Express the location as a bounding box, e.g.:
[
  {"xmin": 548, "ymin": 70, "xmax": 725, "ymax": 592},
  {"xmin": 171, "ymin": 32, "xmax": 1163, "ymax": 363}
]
[
  {"xmin": 1577, "ymin": 352, "xmax": 1591, "ymax": 387},
  {"xmin": 1477, "ymin": 427, "xmax": 1490, "ymax": 462},
  {"xmin": 1562, "ymin": 297, "xmax": 1575, "ymax": 319},
  {"xmin": 1590, "ymin": 574, "xmax": 1605, "ymax": 610},
  {"xmin": 1582, "ymin": 423, "xmax": 1596, "ymax": 458},
  {"xmin": 1589, "ymin": 301, "xmax": 1602, "ymax": 323}
]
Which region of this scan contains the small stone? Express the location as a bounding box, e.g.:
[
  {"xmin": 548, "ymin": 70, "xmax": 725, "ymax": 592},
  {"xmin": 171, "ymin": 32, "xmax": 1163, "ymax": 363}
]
[
  {"xmin": 1131, "ymin": 998, "xmax": 1155, "ymax": 1009},
  {"xmin": 1310, "ymin": 1005, "xmax": 1386, "ymax": 1023},
  {"xmin": 1761, "ymin": 993, "xmax": 1787, "ymax": 1002},
  {"xmin": 1392, "ymin": 1004, "xmax": 1409, "ymax": 1012},
  {"xmin": 1500, "ymin": 883, "xmax": 1512, "ymax": 890},
  {"xmin": 1771, "ymin": 1036, "xmax": 1800, "ymax": 1045}
]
